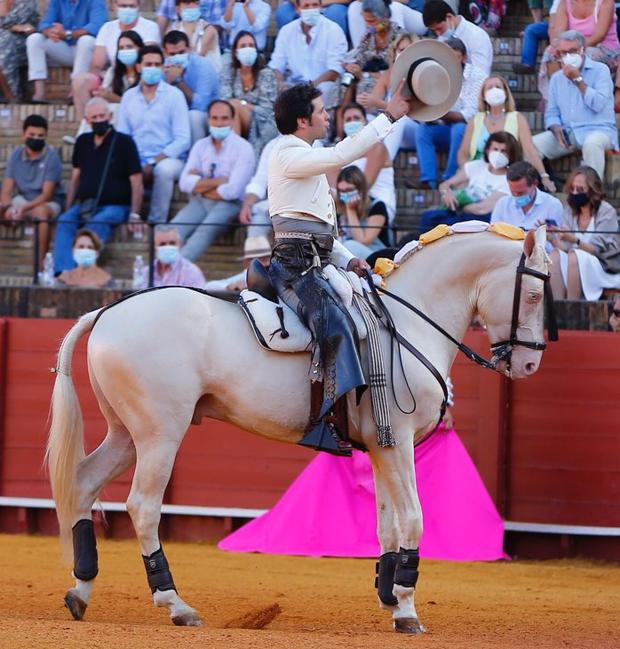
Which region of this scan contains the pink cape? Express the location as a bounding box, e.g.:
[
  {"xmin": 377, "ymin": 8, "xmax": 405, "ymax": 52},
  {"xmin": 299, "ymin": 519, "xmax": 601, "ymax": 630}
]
[{"xmin": 218, "ymin": 426, "xmax": 506, "ymax": 561}]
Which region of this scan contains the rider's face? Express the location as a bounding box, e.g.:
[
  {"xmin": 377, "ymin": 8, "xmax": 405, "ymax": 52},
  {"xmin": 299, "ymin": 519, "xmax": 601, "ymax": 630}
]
[{"xmin": 306, "ymin": 96, "xmax": 330, "ymax": 139}]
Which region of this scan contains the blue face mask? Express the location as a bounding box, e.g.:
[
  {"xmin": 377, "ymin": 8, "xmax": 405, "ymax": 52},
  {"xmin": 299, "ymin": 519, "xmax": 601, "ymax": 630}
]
[
  {"xmin": 167, "ymin": 52, "xmax": 189, "ymax": 68},
  {"xmin": 141, "ymin": 66, "xmax": 163, "ymax": 85},
  {"xmin": 210, "ymin": 125, "xmax": 232, "ymax": 140},
  {"xmin": 236, "ymin": 46, "xmax": 258, "ymax": 67},
  {"xmin": 300, "ymin": 8, "xmax": 321, "ymax": 27},
  {"xmin": 117, "ymin": 7, "xmax": 139, "ymax": 24},
  {"xmin": 180, "ymin": 7, "xmax": 201, "ymax": 22},
  {"xmin": 343, "ymin": 121, "xmax": 364, "ymax": 137},
  {"xmin": 438, "ymin": 19, "xmax": 456, "ymax": 42},
  {"xmin": 117, "ymin": 48, "xmax": 138, "ymax": 66},
  {"xmin": 156, "ymin": 245, "xmax": 179, "ymax": 265},
  {"xmin": 339, "ymin": 190, "xmax": 359, "ymax": 204},
  {"xmin": 73, "ymin": 248, "xmax": 97, "ymax": 268},
  {"xmin": 514, "ymin": 192, "xmax": 534, "ymax": 208}
]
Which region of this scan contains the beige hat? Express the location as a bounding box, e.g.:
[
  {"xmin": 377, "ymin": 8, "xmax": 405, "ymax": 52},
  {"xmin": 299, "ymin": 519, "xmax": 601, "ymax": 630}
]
[
  {"xmin": 390, "ymin": 39, "xmax": 463, "ymax": 122},
  {"xmin": 239, "ymin": 235, "xmax": 272, "ymax": 260}
]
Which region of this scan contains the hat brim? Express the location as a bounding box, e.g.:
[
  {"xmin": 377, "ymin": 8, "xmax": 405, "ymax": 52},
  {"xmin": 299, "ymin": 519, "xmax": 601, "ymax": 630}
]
[
  {"xmin": 238, "ymin": 249, "xmax": 272, "ymax": 261},
  {"xmin": 390, "ymin": 39, "xmax": 464, "ymax": 122}
]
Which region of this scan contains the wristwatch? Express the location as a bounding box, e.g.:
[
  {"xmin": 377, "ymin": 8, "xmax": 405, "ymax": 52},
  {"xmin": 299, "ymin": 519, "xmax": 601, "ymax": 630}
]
[
  {"xmin": 65, "ymin": 29, "xmax": 73, "ymax": 40},
  {"xmin": 384, "ymin": 110, "xmax": 397, "ymax": 124},
  {"xmin": 172, "ymin": 77, "xmax": 183, "ymax": 85},
  {"xmin": 573, "ymin": 75, "xmax": 584, "ymax": 84},
  {"xmin": 240, "ymin": 99, "xmax": 248, "ymax": 106}
]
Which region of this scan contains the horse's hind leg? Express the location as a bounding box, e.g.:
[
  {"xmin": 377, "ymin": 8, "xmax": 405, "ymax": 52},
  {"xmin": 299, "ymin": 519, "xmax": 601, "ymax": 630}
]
[{"xmin": 127, "ymin": 437, "xmax": 202, "ymax": 627}]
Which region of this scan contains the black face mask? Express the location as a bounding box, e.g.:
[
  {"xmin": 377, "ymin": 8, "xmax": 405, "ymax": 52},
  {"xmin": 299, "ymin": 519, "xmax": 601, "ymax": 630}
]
[
  {"xmin": 91, "ymin": 120, "xmax": 110, "ymax": 136},
  {"xmin": 26, "ymin": 137, "xmax": 45, "ymax": 152},
  {"xmin": 568, "ymin": 192, "xmax": 589, "ymax": 209}
]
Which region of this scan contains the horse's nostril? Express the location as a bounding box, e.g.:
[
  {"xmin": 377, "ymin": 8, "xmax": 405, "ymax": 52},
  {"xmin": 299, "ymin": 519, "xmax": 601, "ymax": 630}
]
[{"xmin": 525, "ymin": 361, "xmax": 537, "ymax": 374}]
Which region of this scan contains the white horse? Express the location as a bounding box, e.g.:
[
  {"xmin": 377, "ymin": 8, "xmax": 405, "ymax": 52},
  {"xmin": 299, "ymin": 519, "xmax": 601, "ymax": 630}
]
[{"xmin": 47, "ymin": 226, "xmax": 551, "ymax": 633}]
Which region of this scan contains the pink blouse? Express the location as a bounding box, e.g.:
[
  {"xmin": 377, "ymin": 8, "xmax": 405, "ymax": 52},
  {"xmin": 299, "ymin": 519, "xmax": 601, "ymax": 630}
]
[{"xmin": 565, "ymin": 0, "xmax": 620, "ymax": 51}]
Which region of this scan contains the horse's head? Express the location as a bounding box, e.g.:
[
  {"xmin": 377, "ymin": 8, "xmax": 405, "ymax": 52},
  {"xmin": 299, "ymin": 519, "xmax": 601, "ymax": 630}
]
[{"xmin": 478, "ymin": 226, "xmax": 552, "ymax": 379}]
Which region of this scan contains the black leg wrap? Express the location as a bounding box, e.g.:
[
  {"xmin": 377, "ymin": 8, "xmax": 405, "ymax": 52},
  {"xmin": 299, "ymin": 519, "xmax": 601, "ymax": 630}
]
[
  {"xmin": 142, "ymin": 546, "xmax": 177, "ymax": 594},
  {"xmin": 72, "ymin": 519, "xmax": 98, "ymax": 581},
  {"xmin": 374, "ymin": 551, "xmax": 399, "ymax": 606},
  {"xmin": 393, "ymin": 547, "xmax": 420, "ymax": 589}
]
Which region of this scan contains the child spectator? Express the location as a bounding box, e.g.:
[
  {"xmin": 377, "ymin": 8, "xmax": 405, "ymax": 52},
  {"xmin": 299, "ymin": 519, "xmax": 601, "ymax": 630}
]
[{"xmin": 57, "ymin": 228, "xmax": 114, "ymax": 287}]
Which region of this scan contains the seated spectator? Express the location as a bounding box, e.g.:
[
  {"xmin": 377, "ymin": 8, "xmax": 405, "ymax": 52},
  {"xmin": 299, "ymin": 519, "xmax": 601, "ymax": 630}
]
[
  {"xmin": 269, "ymin": 0, "xmax": 348, "ymax": 110},
  {"xmin": 71, "ymin": 0, "xmax": 160, "ymax": 124},
  {"xmin": 0, "ymin": 114, "xmax": 64, "ymax": 264},
  {"xmin": 532, "ymin": 30, "xmax": 618, "ymax": 181},
  {"xmin": 220, "ymin": 31, "xmax": 278, "ymax": 156},
  {"xmin": 419, "ymin": 131, "xmax": 519, "ymax": 234},
  {"xmin": 144, "ymin": 225, "xmax": 206, "ymax": 287},
  {"xmin": 57, "ymin": 228, "xmax": 114, "ymax": 287},
  {"xmin": 348, "ymin": 0, "xmax": 427, "ymax": 48},
  {"xmin": 221, "ymin": 0, "xmax": 271, "ymax": 52},
  {"xmin": 466, "ymin": 0, "xmax": 506, "ymax": 32},
  {"xmin": 610, "ymin": 297, "xmax": 620, "ymax": 332},
  {"xmin": 458, "ymin": 75, "xmax": 555, "ymax": 192},
  {"xmin": 117, "ymin": 44, "xmax": 191, "ymax": 223},
  {"xmin": 162, "ymin": 30, "xmax": 219, "ymax": 143},
  {"xmin": 0, "ymin": 0, "xmax": 39, "ymax": 101},
  {"xmin": 52, "ymin": 98, "xmax": 143, "ymax": 274},
  {"xmin": 276, "ymin": 0, "xmax": 350, "ymax": 41},
  {"xmin": 490, "ymin": 161, "xmax": 563, "ymax": 230},
  {"xmin": 156, "ymin": 0, "xmax": 226, "ymax": 36},
  {"xmin": 172, "ymin": 99, "xmax": 255, "ymax": 260},
  {"xmin": 528, "ymin": 0, "xmax": 554, "ymax": 23},
  {"xmin": 422, "ymin": 0, "xmax": 493, "ymax": 74},
  {"xmin": 413, "ymin": 37, "xmax": 486, "ymax": 190},
  {"xmin": 26, "ymin": 0, "xmax": 107, "ymax": 103},
  {"xmin": 513, "ymin": 0, "xmax": 560, "ymax": 75},
  {"xmin": 166, "ymin": 0, "xmax": 221, "ymax": 71},
  {"xmin": 336, "ymin": 165, "xmax": 390, "ymax": 258},
  {"xmin": 204, "ymin": 234, "xmax": 272, "ymax": 292},
  {"xmin": 548, "ymin": 165, "xmax": 620, "ymax": 300}
]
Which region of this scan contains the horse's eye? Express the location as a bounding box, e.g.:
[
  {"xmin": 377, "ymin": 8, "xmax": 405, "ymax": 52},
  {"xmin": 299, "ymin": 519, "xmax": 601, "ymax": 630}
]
[{"xmin": 527, "ymin": 292, "xmax": 542, "ymax": 304}]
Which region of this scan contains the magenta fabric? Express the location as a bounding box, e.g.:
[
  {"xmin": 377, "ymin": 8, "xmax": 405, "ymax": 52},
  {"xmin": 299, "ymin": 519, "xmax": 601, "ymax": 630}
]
[{"xmin": 219, "ymin": 425, "xmax": 507, "ymax": 561}]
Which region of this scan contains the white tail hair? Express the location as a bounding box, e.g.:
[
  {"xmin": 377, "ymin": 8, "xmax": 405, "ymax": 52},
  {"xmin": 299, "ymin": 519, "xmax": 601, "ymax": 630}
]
[{"xmin": 46, "ymin": 309, "xmax": 101, "ymax": 556}]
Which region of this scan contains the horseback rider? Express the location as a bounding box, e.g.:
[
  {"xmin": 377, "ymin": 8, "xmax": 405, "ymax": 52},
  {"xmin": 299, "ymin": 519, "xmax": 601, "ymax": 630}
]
[{"xmin": 267, "ymin": 82, "xmax": 411, "ymax": 456}]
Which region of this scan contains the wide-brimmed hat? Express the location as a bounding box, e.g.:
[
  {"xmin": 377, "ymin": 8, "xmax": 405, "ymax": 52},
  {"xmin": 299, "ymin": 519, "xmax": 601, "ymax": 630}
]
[
  {"xmin": 390, "ymin": 39, "xmax": 463, "ymax": 122},
  {"xmin": 238, "ymin": 235, "xmax": 272, "ymax": 260}
]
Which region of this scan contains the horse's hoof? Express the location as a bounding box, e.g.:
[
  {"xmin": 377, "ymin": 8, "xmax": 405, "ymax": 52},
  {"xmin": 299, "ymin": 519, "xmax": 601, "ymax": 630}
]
[
  {"xmin": 394, "ymin": 617, "xmax": 425, "ymax": 634},
  {"xmin": 171, "ymin": 610, "xmax": 203, "ymax": 627},
  {"xmin": 64, "ymin": 590, "xmax": 87, "ymax": 621}
]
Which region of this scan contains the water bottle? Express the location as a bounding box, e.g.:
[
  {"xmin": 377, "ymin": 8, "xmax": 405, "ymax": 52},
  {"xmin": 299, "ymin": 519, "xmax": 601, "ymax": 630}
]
[
  {"xmin": 132, "ymin": 255, "xmax": 145, "ymax": 290},
  {"xmin": 42, "ymin": 252, "xmax": 54, "ymax": 286}
]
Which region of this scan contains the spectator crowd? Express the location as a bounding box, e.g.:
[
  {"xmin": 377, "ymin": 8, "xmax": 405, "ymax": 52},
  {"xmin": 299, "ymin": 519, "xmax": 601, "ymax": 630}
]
[{"xmin": 0, "ymin": 0, "xmax": 618, "ymax": 302}]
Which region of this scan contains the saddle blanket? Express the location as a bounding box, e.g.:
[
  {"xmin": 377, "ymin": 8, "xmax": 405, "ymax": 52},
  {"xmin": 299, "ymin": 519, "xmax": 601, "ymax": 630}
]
[{"xmin": 239, "ymin": 265, "xmax": 370, "ymax": 352}]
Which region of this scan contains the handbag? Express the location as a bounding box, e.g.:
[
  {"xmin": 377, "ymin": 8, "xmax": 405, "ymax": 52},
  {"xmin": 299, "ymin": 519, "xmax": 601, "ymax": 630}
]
[
  {"xmin": 77, "ymin": 132, "xmax": 117, "ymax": 221},
  {"xmin": 595, "ymin": 246, "xmax": 620, "ymax": 275}
]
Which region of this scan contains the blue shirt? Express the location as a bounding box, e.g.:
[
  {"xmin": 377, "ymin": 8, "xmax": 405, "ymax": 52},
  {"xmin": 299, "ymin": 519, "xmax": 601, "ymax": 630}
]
[
  {"xmin": 490, "ymin": 188, "xmax": 564, "ymax": 230},
  {"xmin": 39, "ymin": 0, "xmax": 108, "ymax": 38},
  {"xmin": 180, "ymin": 54, "xmax": 219, "ymax": 112},
  {"xmin": 545, "ymin": 57, "xmax": 619, "ymax": 149},
  {"xmin": 117, "ymin": 81, "xmax": 191, "ymax": 165},
  {"xmin": 219, "ymin": 0, "xmax": 272, "ymax": 50},
  {"xmin": 157, "ymin": 0, "xmax": 226, "ymax": 25}
]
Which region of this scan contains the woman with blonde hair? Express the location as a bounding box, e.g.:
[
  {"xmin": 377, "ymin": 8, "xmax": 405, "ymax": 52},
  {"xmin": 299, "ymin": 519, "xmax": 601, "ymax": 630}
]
[{"xmin": 458, "ymin": 75, "xmax": 555, "ymax": 191}]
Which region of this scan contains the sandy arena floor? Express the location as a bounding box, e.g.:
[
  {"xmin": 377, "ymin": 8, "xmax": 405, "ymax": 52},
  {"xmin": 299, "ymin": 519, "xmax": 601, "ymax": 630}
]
[{"xmin": 0, "ymin": 534, "xmax": 618, "ymax": 649}]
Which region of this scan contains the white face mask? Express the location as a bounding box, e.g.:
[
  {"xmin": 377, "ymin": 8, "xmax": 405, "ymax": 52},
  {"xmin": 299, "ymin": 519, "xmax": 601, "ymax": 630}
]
[
  {"xmin": 488, "ymin": 150, "xmax": 509, "ymax": 170},
  {"xmin": 562, "ymin": 52, "xmax": 583, "ymax": 69},
  {"xmin": 484, "ymin": 87, "xmax": 506, "ymax": 107}
]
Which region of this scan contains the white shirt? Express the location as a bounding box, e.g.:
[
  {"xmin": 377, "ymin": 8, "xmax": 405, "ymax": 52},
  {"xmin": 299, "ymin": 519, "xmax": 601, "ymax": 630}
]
[
  {"xmin": 95, "ymin": 17, "xmax": 161, "ymax": 67},
  {"xmin": 463, "ymin": 159, "xmax": 509, "ymax": 200},
  {"xmin": 453, "ymin": 15, "xmax": 493, "ymax": 75},
  {"xmin": 452, "ymin": 63, "xmax": 487, "ymax": 121},
  {"xmin": 269, "ymin": 16, "xmax": 348, "ymax": 83},
  {"xmin": 490, "ymin": 188, "xmax": 564, "ymax": 230},
  {"xmin": 219, "ymin": 0, "xmax": 272, "ymax": 51}
]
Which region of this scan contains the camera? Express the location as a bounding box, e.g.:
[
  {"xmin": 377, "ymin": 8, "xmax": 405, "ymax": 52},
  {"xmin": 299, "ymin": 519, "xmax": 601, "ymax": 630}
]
[{"xmin": 341, "ymin": 72, "xmax": 355, "ymax": 87}]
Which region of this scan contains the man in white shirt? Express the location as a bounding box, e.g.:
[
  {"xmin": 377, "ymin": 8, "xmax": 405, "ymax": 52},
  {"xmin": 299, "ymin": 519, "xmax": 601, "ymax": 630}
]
[
  {"xmin": 267, "ymin": 82, "xmax": 410, "ymax": 456},
  {"xmin": 490, "ymin": 161, "xmax": 564, "ymax": 230},
  {"xmin": 269, "ymin": 0, "xmax": 348, "ymax": 109},
  {"xmin": 422, "ymin": 0, "xmax": 493, "ymax": 75}
]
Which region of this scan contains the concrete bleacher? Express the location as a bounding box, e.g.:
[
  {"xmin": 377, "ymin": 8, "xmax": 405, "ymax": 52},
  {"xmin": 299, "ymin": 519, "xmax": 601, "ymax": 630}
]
[{"xmin": 1, "ymin": 0, "xmax": 619, "ymax": 286}]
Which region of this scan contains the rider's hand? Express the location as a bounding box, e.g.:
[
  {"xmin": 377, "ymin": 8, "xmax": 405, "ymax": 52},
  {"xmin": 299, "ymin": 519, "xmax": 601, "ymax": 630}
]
[
  {"xmin": 347, "ymin": 257, "xmax": 371, "ymax": 277},
  {"xmin": 385, "ymin": 79, "xmax": 411, "ymax": 121}
]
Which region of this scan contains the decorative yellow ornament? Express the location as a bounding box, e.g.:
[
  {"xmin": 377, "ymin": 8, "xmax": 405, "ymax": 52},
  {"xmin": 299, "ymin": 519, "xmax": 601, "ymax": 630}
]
[
  {"xmin": 373, "ymin": 257, "xmax": 398, "ymax": 278},
  {"xmin": 489, "ymin": 222, "xmax": 525, "ymax": 240},
  {"xmin": 419, "ymin": 224, "xmax": 451, "ymax": 245}
]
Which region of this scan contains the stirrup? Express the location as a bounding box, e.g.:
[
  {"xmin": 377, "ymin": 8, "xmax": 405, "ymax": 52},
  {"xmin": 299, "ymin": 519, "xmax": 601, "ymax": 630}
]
[{"xmin": 298, "ymin": 420, "xmax": 352, "ymax": 457}]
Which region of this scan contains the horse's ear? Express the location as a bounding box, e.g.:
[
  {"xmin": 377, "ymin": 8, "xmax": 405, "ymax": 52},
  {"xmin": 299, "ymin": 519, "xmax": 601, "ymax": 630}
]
[{"xmin": 524, "ymin": 225, "xmax": 547, "ymax": 258}]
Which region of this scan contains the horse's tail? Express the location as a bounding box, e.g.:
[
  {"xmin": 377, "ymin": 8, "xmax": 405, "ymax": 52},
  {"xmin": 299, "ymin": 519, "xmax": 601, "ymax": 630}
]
[{"xmin": 46, "ymin": 309, "xmax": 101, "ymax": 556}]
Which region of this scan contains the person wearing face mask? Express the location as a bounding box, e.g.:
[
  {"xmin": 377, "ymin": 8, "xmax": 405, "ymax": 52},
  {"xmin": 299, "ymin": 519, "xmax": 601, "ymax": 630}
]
[
  {"xmin": 0, "ymin": 114, "xmax": 64, "ymax": 266},
  {"xmin": 532, "ymin": 30, "xmax": 619, "ymax": 181},
  {"xmin": 52, "ymin": 97, "xmax": 144, "ymax": 275},
  {"xmin": 171, "ymin": 99, "xmax": 256, "ymax": 261},
  {"xmin": 269, "ymin": 0, "xmax": 348, "ymax": 111},
  {"xmin": 276, "ymin": 0, "xmax": 353, "ymax": 40},
  {"xmin": 547, "ymin": 165, "xmax": 620, "ymax": 300},
  {"xmin": 70, "ymin": 0, "xmax": 160, "ymax": 125},
  {"xmin": 458, "ymin": 75, "xmax": 555, "ymax": 192},
  {"xmin": 57, "ymin": 229, "xmax": 114, "ymax": 288},
  {"xmin": 117, "ymin": 44, "xmax": 191, "ymax": 223},
  {"xmin": 143, "ymin": 225, "xmax": 206, "ymax": 287},
  {"xmin": 219, "ymin": 30, "xmax": 278, "ymax": 156},
  {"xmin": 418, "ymin": 131, "xmax": 519, "ymax": 236},
  {"xmin": 422, "ymin": 1, "xmax": 493, "ymax": 74},
  {"xmin": 347, "ymin": 1, "xmax": 427, "ymax": 49},
  {"xmin": 156, "ymin": 0, "xmax": 227, "ymax": 38},
  {"xmin": 490, "ymin": 161, "xmax": 563, "ymax": 231},
  {"xmin": 162, "ymin": 30, "xmax": 219, "ymax": 143},
  {"xmin": 413, "ymin": 37, "xmax": 486, "ymax": 190},
  {"xmin": 221, "ymin": 0, "xmax": 271, "ymax": 52},
  {"xmin": 166, "ymin": 0, "xmax": 220, "ymax": 71}
]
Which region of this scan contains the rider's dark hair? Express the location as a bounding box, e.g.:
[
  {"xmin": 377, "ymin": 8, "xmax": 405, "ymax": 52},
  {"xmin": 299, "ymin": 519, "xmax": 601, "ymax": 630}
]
[
  {"xmin": 506, "ymin": 161, "xmax": 540, "ymax": 187},
  {"xmin": 275, "ymin": 83, "xmax": 322, "ymax": 135},
  {"xmin": 422, "ymin": 1, "xmax": 455, "ymax": 26}
]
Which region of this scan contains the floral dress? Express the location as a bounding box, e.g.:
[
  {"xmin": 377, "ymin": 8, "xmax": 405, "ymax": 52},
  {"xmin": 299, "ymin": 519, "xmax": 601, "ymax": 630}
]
[
  {"xmin": 354, "ymin": 21, "xmax": 405, "ymax": 96},
  {"xmin": 0, "ymin": 0, "xmax": 38, "ymax": 98}
]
